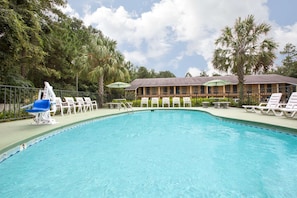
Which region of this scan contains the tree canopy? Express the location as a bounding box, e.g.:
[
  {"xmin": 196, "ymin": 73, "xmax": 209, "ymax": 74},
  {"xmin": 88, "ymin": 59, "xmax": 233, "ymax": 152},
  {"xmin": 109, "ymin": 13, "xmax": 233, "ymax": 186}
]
[
  {"xmin": 0, "ymin": 0, "xmax": 175, "ymax": 94},
  {"xmin": 274, "ymin": 43, "xmax": 297, "ymax": 78},
  {"xmin": 212, "ymin": 15, "xmax": 278, "ymax": 105}
]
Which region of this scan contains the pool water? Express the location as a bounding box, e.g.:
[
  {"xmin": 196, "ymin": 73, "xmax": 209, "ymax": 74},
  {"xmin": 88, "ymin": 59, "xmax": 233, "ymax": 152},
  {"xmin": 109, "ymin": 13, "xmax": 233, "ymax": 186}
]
[{"xmin": 1, "ymin": 110, "xmax": 297, "ymax": 197}]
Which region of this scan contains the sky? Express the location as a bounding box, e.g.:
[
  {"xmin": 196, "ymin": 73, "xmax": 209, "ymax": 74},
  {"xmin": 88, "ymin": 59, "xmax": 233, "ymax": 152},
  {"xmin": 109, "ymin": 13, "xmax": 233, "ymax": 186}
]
[{"xmin": 63, "ymin": 0, "xmax": 297, "ymax": 77}]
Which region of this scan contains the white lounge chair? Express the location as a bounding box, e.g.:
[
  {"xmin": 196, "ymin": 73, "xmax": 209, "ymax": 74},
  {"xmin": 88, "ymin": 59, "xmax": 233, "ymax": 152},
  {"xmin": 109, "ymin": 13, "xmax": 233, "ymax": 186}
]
[
  {"xmin": 172, "ymin": 97, "xmax": 180, "ymax": 107},
  {"xmin": 151, "ymin": 97, "xmax": 159, "ymax": 107},
  {"xmin": 162, "ymin": 97, "xmax": 170, "ymax": 107},
  {"xmin": 183, "ymin": 97, "xmax": 191, "ymax": 107},
  {"xmin": 84, "ymin": 97, "xmax": 97, "ymax": 110},
  {"xmin": 272, "ymin": 92, "xmax": 297, "ymax": 118},
  {"xmin": 140, "ymin": 97, "xmax": 149, "ymax": 107},
  {"xmin": 242, "ymin": 93, "xmax": 282, "ymax": 113},
  {"xmin": 55, "ymin": 97, "xmax": 71, "ymax": 116}
]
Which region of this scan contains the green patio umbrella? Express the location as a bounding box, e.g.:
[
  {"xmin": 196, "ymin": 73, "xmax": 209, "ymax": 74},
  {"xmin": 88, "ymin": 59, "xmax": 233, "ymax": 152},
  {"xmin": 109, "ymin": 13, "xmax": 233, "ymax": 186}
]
[
  {"xmin": 203, "ymin": 79, "xmax": 230, "ymax": 87},
  {"xmin": 106, "ymin": 82, "xmax": 131, "ymax": 100},
  {"xmin": 203, "ymin": 79, "xmax": 230, "ymax": 97},
  {"xmin": 106, "ymin": 82, "xmax": 131, "ymax": 89}
]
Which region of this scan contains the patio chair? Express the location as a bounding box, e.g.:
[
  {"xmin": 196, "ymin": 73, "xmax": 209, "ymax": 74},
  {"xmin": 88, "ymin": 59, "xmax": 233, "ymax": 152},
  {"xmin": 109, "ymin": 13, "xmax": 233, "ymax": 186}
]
[
  {"xmin": 242, "ymin": 93, "xmax": 282, "ymax": 113},
  {"xmin": 162, "ymin": 97, "xmax": 170, "ymax": 107},
  {"xmin": 183, "ymin": 97, "xmax": 192, "ymax": 107},
  {"xmin": 75, "ymin": 97, "xmax": 88, "ymax": 112},
  {"xmin": 271, "ymin": 92, "xmax": 297, "ymax": 118},
  {"xmin": 151, "ymin": 97, "xmax": 159, "ymax": 107},
  {"xmin": 172, "ymin": 97, "xmax": 180, "ymax": 107},
  {"xmin": 55, "ymin": 97, "xmax": 71, "ymax": 116},
  {"xmin": 84, "ymin": 97, "xmax": 97, "ymax": 110},
  {"xmin": 140, "ymin": 97, "xmax": 149, "ymax": 107},
  {"xmin": 25, "ymin": 99, "xmax": 56, "ymax": 124},
  {"xmin": 64, "ymin": 97, "xmax": 80, "ymax": 114}
]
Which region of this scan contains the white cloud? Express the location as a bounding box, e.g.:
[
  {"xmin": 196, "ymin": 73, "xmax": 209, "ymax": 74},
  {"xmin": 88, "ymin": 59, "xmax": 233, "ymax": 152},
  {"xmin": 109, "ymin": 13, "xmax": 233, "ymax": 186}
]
[
  {"xmin": 66, "ymin": 0, "xmax": 297, "ymax": 76},
  {"xmin": 59, "ymin": 4, "xmax": 80, "ymax": 18},
  {"xmin": 273, "ymin": 23, "xmax": 297, "ymax": 51},
  {"xmin": 122, "ymin": 50, "xmax": 148, "ymax": 65},
  {"xmin": 187, "ymin": 67, "xmax": 202, "ymax": 77}
]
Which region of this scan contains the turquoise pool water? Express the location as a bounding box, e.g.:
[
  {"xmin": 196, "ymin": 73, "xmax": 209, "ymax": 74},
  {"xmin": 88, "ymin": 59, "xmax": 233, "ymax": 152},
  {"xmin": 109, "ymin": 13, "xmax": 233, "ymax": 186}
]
[{"xmin": 1, "ymin": 110, "xmax": 297, "ymax": 197}]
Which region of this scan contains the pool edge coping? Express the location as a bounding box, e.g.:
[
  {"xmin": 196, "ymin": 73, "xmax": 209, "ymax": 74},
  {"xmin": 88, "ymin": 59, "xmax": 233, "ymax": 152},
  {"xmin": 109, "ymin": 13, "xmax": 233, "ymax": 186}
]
[{"xmin": 1, "ymin": 108, "xmax": 296, "ymax": 162}]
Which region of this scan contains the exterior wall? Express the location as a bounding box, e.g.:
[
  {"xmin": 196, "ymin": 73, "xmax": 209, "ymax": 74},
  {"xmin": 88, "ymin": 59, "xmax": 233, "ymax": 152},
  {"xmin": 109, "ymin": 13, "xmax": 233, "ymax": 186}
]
[{"xmin": 132, "ymin": 83, "xmax": 296, "ymax": 103}]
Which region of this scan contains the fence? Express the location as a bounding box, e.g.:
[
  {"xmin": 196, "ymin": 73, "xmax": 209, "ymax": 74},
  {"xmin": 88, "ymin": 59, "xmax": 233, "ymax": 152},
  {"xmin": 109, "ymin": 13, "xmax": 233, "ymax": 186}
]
[{"xmin": 0, "ymin": 85, "xmax": 98, "ymax": 122}]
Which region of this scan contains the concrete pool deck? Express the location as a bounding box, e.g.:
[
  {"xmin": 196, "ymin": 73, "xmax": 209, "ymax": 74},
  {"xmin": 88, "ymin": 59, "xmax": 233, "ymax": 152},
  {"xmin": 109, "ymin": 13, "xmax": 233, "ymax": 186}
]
[{"xmin": 0, "ymin": 107, "xmax": 296, "ymax": 155}]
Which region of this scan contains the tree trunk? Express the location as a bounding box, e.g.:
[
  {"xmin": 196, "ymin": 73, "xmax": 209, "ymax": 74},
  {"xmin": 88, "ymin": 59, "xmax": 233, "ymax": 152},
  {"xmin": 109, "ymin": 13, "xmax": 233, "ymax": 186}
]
[
  {"xmin": 237, "ymin": 64, "xmax": 245, "ymax": 107},
  {"xmin": 76, "ymin": 74, "xmax": 79, "ymax": 96},
  {"xmin": 21, "ymin": 50, "xmax": 26, "ymax": 77},
  {"xmin": 98, "ymin": 75, "xmax": 104, "ymax": 108}
]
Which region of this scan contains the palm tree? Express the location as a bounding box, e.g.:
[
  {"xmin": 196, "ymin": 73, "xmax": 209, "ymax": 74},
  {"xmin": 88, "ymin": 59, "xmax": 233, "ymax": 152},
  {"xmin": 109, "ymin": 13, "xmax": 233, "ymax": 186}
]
[
  {"xmin": 87, "ymin": 33, "xmax": 129, "ymax": 107},
  {"xmin": 212, "ymin": 15, "xmax": 277, "ymax": 105}
]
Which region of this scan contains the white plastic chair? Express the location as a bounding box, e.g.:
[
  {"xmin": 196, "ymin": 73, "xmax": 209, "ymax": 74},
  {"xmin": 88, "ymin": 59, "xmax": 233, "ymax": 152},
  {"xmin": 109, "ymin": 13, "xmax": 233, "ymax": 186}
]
[
  {"xmin": 140, "ymin": 97, "xmax": 149, "ymax": 107},
  {"xmin": 162, "ymin": 97, "xmax": 170, "ymax": 107},
  {"xmin": 84, "ymin": 97, "xmax": 97, "ymax": 110},
  {"xmin": 64, "ymin": 97, "xmax": 80, "ymax": 114},
  {"xmin": 183, "ymin": 97, "xmax": 192, "ymax": 107},
  {"xmin": 172, "ymin": 97, "xmax": 180, "ymax": 107},
  {"xmin": 55, "ymin": 97, "xmax": 71, "ymax": 115},
  {"xmin": 151, "ymin": 97, "xmax": 159, "ymax": 107},
  {"xmin": 75, "ymin": 97, "xmax": 88, "ymax": 112}
]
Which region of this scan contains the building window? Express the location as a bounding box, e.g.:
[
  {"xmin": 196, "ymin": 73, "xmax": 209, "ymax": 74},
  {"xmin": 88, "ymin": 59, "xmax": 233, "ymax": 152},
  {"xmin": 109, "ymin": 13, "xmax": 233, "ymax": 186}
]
[
  {"xmin": 233, "ymin": 85, "xmax": 237, "ymax": 93},
  {"xmin": 260, "ymin": 84, "xmax": 265, "ymax": 93},
  {"xmin": 208, "ymin": 87, "xmax": 212, "ymax": 94},
  {"xmin": 170, "ymin": 87, "xmax": 174, "ymax": 94},
  {"xmin": 181, "ymin": 86, "xmax": 187, "ymax": 94},
  {"xmin": 247, "ymin": 85, "xmax": 252, "ymax": 93},
  {"xmin": 200, "ymin": 86, "xmax": 205, "ymax": 94},
  {"xmin": 163, "ymin": 87, "xmax": 168, "ymax": 95},
  {"xmin": 176, "ymin": 86, "xmax": 180, "ymax": 94},
  {"xmin": 146, "ymin": 87, "xmax": 150, "ymax": 95},
  {"xmin": 193, "ymin": 86, "xmax": 198, "ymax": 94},
  {"xmin": 267, "ymin": 84, "xmax": 272, "ymax": 93},
  {"xmin": 152, "ymin": 87, "xmax": 157, "ymax": 95},
  {"xmin": 138, "ymin": 87, "xmax": 143, "ymax": 95},
  {"xmin": 214, "ymin": 87, "xmax": 218, "ymax": 94},
  {"xmin": 225, "ymin": 85, "xmax": 230, "ymax": 94}
]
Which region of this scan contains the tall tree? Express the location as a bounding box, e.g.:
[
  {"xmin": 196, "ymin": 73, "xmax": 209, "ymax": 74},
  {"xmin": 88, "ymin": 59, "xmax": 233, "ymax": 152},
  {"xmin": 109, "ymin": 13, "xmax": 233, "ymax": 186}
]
[
  {"xmin": 87, "ymin": 32, "xmax": 129, "ymax": 107},
  {"xmin": 0, "ymin": 0, "xmax": 66, "ymax": 85},
  {"xmin": 157, "ymin": 71, "xmax": 176, "ymax": 78},
  {"xmin": 275, "ymin": 43, "xmax": 297, "ymax": 78},
  {"xmin": 212, "ymin": 15, "xmax": 277, "ymax": 105},
  {"xmin": 137, "ymin": 66, "xmax": 151, "ymax": 78}
]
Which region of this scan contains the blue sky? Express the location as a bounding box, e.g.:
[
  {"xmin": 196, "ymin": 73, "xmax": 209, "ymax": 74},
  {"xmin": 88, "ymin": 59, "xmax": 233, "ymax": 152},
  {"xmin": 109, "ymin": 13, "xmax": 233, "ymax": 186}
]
[{"xmin": 64, "ymin": 0, "xmax": 297, "ymax": 77}]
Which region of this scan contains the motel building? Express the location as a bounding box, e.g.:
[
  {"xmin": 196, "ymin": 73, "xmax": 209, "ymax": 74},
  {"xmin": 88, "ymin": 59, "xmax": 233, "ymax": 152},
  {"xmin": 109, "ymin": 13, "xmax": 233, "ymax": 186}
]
[{"xmin": 126, "ymin": 74, "xmax": 297, "ymax": 103}]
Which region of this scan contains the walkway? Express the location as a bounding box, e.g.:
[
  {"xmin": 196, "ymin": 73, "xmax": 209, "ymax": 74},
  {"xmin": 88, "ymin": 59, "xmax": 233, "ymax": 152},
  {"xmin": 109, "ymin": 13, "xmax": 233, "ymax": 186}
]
[{"xmin": 1, "ymin": 107, "xmax": 296, "ymax": 156}]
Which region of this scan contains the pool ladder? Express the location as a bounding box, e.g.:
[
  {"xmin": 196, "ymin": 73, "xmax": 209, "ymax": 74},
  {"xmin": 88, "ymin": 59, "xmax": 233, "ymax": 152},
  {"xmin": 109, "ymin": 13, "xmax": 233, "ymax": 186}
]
[{"xmin": 120, "ymin": 102, "xmax": 134, "ymax": 111}]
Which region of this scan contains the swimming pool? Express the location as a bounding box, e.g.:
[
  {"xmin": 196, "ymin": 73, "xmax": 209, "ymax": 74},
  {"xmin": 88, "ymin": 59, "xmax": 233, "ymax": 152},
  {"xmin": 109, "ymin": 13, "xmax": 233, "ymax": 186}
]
[{"xmin": 1, "ymin": 110, "xmax": 297, "ymax": 197}]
